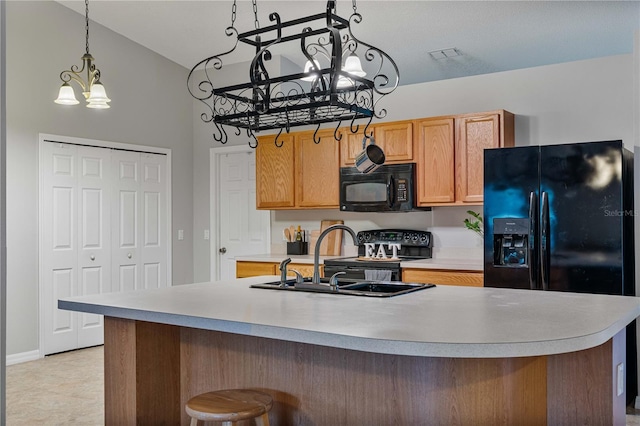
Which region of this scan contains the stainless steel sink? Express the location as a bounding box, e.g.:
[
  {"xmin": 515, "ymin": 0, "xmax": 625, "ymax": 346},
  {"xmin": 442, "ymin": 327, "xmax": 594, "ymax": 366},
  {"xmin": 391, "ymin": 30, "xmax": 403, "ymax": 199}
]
[{"xmin": 250, "ymin": 278, "xmax": 434, "ymax": 297}]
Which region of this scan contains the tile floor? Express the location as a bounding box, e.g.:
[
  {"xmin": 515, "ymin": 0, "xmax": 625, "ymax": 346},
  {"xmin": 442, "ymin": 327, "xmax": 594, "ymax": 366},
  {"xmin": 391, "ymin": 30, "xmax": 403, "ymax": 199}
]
[
  {"xmin": 5, "ymin": 345, "xmax": 640, "ymax": 425},
  {"xmin": 6, "ymin": 346, "xmax": 103, "ymax": 425}
]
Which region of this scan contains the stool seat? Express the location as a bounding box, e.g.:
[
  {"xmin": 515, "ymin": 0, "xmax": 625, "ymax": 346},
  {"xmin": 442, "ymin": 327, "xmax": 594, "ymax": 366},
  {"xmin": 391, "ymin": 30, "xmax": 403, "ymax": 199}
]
[{"xmin": 186, "ymin": 389, "xmax": 273, "ymax": 426}]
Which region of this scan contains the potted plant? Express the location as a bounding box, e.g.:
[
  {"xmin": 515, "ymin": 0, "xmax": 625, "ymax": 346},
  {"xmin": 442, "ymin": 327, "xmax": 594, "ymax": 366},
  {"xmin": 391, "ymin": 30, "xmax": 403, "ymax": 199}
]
[{"xmin": 463, "ymin": 210, "xmax": 484, "ymax": 238}]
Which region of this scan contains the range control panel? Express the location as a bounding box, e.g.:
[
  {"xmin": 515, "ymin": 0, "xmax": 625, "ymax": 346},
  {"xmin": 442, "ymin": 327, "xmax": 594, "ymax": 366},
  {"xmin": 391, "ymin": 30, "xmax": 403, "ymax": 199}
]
[{"xmin": 356, "ymin": 229, "xmax": 432, "ymax": 247}]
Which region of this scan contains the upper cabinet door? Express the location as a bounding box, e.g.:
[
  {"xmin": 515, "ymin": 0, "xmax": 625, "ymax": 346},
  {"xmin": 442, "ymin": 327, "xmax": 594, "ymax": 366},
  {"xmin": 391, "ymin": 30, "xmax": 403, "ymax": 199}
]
[
  {"xmin": 415, "ymin": 117, "xmax": 455, "ymax": 205},
  {"xmin": 373, "ymin": 121, "xmax": 414, "ymax": 163},
  {"xmin": 340, "ymin": 129, "xmax": 364, "ymax": 167},
  {"xmin": 256, "ymin": 134, "xmax": 296, "ymax": 209},
  {"xmin": 295, "ymin": 130, "xmax": 340, "ymax": 208},
  {"xmin": 455, "ymin": 113, "xmax": 501, "ymax": 203}
]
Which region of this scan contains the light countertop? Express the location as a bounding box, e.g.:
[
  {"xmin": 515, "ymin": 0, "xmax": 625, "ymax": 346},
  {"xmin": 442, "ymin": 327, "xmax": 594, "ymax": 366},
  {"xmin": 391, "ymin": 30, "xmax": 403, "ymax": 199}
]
[
  {"xmin": 236, "ymin": 254, "xmax": 483, "ymax": 271},
  {"xmin": 59, "ymin": 276, "xmax": 640, "ymax": 359}
]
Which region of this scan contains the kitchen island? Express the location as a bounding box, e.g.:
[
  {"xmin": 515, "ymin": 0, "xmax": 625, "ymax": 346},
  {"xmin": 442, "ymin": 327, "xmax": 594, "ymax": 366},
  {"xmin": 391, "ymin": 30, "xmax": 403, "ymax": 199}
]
[{"xmin": 59, "ymin": 276, "xmax": 640, "ymax": 425}]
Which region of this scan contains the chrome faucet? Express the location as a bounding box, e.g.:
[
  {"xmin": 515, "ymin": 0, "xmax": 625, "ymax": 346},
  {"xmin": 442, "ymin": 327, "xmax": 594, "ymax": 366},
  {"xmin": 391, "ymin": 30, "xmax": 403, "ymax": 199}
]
[{"xmin": 312, "ymin": 224, "xmax": 358, "ymax": 285}]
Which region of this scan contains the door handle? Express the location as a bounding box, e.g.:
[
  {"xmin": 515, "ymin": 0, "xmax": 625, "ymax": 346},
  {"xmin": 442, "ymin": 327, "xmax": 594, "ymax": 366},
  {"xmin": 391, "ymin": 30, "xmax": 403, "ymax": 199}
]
[
  {"xmin": 386, "ymin": 175, "xmax": 395, "ymax": 208},
  {"xmin": 540, "ymin": 191, "xmax": 550, "ymax": 291},
  {"xmin": 219, "ymin": 247, "xmax": 227, "ymax": 254},
  {"xmin": 528, "ymin": 192, "xmax": 537, "ymax": 290}
]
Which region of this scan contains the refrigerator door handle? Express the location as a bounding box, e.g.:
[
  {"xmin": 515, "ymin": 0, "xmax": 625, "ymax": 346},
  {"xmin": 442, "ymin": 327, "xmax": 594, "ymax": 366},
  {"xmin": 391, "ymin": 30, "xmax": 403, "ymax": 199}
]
[
  {"xmin": 540, "ymin": 191, "xmax": 550, "ymax": 291},
  {"xmin": 528, "ymin": 191, "xmax": 538, "ymax": 290}
]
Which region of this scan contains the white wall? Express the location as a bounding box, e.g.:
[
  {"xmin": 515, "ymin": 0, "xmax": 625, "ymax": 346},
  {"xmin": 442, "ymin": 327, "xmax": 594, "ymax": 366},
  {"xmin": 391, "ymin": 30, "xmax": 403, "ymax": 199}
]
[
  {"xmin": 193, "ymin": 53, "xmax": 634, "ymax": 273},
  {"xmin": 5, "ymin": 1, "xmax": 194, "ymax": 356}
]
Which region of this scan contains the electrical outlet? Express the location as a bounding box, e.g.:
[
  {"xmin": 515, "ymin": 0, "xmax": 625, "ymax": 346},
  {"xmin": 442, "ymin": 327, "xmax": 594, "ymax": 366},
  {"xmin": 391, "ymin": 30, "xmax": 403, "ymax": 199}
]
[
  {"xmin": 178, "ymin": 229, "xmax": 184, "ymax": 241},
  {"xmin": 617, "ymin": 362, "xmax": 624, "ymax": 397},
  {"xmin": 204, "ymin": 229, "xmax": 210, "ymax": 240}
]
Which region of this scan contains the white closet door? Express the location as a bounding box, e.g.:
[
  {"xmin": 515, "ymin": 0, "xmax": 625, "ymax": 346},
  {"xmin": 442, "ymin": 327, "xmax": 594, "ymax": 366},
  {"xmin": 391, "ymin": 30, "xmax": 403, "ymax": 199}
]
[
  {"xmin": 42, "ymin": 142, "xmax": 79, "ymax": 354},
  {"xmin": 76, "ymin": 145, "xmax": 111, "ymax": 347},
  {"xmin": 112, "ymin": 150, "xmax": 141, "ymax": 292},
  {"xmin": 111, "ymin": 150, "xmax": 168, "ymax": 292},
  {"xmin": 41, "ymin": 143, "xmax": 111, "ymax": 354},
  {"xmin": 139, "ymin": 153, "xmax": 168, "ymax": 289}
]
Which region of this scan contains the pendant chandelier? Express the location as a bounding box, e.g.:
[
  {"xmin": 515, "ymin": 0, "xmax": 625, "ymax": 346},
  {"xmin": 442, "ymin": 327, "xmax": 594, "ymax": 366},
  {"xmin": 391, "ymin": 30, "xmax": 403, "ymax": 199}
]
[
  {"xmin": 187, "ymin": 0, "xmax": 399, "ymax": 147},
  {"xmin": 54, "ymin": 0, "xmax": 111, "ymax": 109}
]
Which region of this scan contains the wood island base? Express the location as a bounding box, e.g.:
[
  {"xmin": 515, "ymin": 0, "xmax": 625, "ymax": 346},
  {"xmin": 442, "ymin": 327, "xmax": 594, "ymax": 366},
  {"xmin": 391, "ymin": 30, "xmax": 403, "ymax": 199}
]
[{"xmin": 104, "ymin": 317, "xmax": 626, "ymax": 425}]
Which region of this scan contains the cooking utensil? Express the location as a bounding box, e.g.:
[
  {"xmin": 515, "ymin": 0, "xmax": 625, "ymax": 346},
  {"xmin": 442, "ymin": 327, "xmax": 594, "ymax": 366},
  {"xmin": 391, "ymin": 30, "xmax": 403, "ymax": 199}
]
[
  {"xmin": 289, "ymin": 226, "xmax": 296, "ymax": 242},
  {"xmin": 284, "ymin": 228, "xmax": 292, "ymax": 242}
]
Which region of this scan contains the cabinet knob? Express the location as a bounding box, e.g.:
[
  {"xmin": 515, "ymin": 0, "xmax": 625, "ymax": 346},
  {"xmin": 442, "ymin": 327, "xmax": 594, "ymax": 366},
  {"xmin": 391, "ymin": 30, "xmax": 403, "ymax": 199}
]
[
  {"xmin": 127, "ymin": 252, "xmax": 132, "ymax": 259},
  {"xmin": 219, "ymin": 247, "xmax": 227, "ymax": 254},
  {"xmin": 90, "ymin": 255, "xmax": 95, "ymax": 261}
]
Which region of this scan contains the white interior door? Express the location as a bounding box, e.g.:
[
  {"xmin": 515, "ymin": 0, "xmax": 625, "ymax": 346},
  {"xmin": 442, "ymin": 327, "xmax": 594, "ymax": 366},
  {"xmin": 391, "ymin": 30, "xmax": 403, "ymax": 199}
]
[
  {"xmin": 214, "ymin": 149, "xmax": 270, "ymax": 280},
  {"xmin": 139, "ymin": 153, "xmax": 168, "ymax": 289},
  {"xmin": 41, "ymin": 142, "xmax": 111, "ymax": 354},
  {"xmin": 40, "ymin": 137, "xmax": 171, "ymax": 356},
  {"xmin": 76, "ymin": 145, "xmax": 111, "ymax": 348},
  {"xmin": 111, "ymin": 150, "xmax": 140, "ymax": 292},
  {"xmin": 111, "ymin": 150, "xmax": 169, "ymax": 291}
]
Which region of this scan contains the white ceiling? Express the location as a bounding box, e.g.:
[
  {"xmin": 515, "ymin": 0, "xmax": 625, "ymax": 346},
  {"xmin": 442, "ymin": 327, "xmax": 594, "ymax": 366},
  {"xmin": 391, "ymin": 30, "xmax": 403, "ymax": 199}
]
[{"xmin": 56, "ymin": 0, "xmax": 640, "ymax": 86}]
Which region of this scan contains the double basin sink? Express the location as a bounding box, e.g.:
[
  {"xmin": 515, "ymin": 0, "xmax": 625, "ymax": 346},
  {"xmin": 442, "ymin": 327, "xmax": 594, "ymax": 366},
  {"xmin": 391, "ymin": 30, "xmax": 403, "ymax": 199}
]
[{"xmin": 251, "ymin": 277, "xmax": 435, "ymax": 298}]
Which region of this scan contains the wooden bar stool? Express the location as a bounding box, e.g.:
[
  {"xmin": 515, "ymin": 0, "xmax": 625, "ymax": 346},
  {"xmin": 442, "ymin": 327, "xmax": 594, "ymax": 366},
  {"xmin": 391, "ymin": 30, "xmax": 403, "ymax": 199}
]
[{"xmin": 185, "ymin": 389, "xmax": 273, "ymax": 426}]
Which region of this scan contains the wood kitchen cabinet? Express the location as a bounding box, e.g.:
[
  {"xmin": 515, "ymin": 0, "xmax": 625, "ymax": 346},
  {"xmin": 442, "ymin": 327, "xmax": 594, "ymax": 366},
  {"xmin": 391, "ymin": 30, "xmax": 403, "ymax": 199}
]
[
  {"xmin": 415, "ymin": 110, "xmax": 514, "ymax": 206},
  {"xmin": 255, "ymin": 134, "xmax": 296, "ymax": 209},
  {"xmin": 236, "ymin": 261, "xmax": 277, "ymax": 278},
  {"xmin": 295, "ymin": 130, "xmax": 340, "ymax": 208},
  {"xmin": 236, "ymin": 261, "xmax": 321, "ymax": 279},
  {"xmin": 402, "ymin": 268, "xmax": 483, "ymax": 287},
  {"xmin": 340, "ymin": 120, "xmax": 414, "ymax": 167},
  {"xmin": 255, "ymin": 131, "xmax": 340, "ymax": 209}
]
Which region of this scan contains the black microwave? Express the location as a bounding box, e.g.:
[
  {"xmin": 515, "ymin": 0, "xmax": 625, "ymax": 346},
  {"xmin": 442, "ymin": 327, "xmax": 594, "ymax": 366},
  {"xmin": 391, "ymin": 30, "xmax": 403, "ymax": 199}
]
[{"xmin": 339, "ymin": 163, "xmax": 426, "ymax": 212}]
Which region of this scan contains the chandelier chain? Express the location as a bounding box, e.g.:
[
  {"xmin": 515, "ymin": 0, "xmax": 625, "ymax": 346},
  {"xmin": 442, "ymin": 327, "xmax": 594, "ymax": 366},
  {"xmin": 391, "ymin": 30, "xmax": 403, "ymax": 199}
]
[
  {"xmin": 252, "ymin": 0, "xmax": 260, "ymax": 29},
  {"xmin": 352, "ymin": 0, "xmax": 357, "ymax": 14},
  {"xmin": 230, "ymin": 0, "xmax": 237, "ymax": 29},
  {"xmin": 84, "ymin": 0, "xmax": 90, "ymax": 54}
]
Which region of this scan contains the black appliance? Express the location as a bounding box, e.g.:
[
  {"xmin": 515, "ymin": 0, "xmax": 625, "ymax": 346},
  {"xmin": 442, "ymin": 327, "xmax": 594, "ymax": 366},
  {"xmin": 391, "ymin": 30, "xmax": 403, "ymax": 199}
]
[
  {"xmin": 483, "ymin": 140, "xmax": 636, "ymax": 401},
  {"xmin": 339, "ymin": 163, "xmax": 426, "ymax": 212},
  {"xmin": 324, "ymin": 229, "xmax": 432, "ymax": 281}
]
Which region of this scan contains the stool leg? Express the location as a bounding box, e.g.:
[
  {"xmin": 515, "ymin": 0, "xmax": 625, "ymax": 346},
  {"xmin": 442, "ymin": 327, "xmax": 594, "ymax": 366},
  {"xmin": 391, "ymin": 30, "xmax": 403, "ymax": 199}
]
[
  {"xmin": 255, "ymin": 413, "xmax": 270, "ymax": 426},
  {"xmin": 189, "ymin": 418, "xmax": 199, "ymax": 426}
]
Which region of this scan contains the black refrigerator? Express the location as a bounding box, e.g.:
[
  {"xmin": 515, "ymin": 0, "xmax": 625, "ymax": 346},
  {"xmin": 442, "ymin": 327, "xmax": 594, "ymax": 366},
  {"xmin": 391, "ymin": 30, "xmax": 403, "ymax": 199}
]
[{"xmin": 483, "ymin": 140, "xmax": 636, "ymax": 401}]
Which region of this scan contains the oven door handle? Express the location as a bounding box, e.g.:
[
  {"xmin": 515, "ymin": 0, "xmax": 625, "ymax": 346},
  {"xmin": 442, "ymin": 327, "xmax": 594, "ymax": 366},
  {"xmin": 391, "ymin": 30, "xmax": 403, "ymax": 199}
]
[{"xmin": 387, "ymin": 175, "xmax": 395, "ymax": 208}]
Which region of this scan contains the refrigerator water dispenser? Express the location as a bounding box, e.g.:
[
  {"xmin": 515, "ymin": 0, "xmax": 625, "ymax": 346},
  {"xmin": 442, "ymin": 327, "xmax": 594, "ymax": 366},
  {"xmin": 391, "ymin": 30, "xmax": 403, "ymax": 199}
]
[{"xmin": 493, "ymin": 218, "xmax": 529, "ymax": 267}]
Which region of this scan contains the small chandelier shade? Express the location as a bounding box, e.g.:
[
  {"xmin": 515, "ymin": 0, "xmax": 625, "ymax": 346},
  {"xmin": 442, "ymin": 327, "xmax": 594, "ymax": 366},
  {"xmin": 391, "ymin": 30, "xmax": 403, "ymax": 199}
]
[
  {"xmin": 54, "ymin": 83, "xmax": 80, "ymax": 105},
  {"xmin": 187, "ymin": 0, "xmax": 399, "ymax": 147},
  {"xmin": 54, "ymin": 0, "xmax": 111, "ymax": 109}
]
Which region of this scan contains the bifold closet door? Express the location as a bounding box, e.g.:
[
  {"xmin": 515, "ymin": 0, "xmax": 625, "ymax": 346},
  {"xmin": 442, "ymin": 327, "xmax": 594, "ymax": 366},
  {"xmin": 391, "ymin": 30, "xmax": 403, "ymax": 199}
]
[
  {"xmin": 111, "ymin": 150, "xmax": 168, "ymax": 292},
  {"xmin": 41, "ymin": 142, "xmax": 111, "ymax": 354}
]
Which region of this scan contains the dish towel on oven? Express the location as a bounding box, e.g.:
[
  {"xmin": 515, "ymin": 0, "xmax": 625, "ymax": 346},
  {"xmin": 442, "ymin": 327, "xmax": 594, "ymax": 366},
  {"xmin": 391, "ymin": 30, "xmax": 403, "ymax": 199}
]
[{"xmin": 365, "ymin": 270, "xmax": 392, "ymax": 281}]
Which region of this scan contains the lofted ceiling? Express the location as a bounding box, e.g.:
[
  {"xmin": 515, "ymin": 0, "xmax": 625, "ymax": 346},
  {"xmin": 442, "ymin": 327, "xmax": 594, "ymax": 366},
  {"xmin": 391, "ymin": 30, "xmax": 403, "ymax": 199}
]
[{"xmin": 56, "ymin": 0, "xmax": 640, "ymax": 86}]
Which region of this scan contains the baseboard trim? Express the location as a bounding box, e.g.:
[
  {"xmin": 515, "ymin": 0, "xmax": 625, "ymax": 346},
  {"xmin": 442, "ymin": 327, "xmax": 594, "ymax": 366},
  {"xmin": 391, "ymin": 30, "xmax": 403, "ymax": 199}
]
[
  {"xmin": 6, "ymin": 349, "xmax": 41, "ymax": 366},
  {"xmin": 635, "ymin": 395, "xmax": 640, "ymax": 409}
]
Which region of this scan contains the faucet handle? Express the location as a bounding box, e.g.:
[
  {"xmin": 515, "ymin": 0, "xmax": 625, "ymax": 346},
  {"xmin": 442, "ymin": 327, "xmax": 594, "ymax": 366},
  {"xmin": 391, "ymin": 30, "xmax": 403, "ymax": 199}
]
[
  {"xmin": 289, "ymin": 269, "xmax": 304, "ymax": 285},
  {"xmin": 329, "ymin": 271, "xmax": 346, "ymax": 290}
]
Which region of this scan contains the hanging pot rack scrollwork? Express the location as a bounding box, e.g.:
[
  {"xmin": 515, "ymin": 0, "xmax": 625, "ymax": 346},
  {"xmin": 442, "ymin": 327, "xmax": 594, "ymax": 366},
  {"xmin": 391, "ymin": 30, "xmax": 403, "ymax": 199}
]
[{"xmin": 187, "ymin": 0, "xmax": 399, "ymax": 147}]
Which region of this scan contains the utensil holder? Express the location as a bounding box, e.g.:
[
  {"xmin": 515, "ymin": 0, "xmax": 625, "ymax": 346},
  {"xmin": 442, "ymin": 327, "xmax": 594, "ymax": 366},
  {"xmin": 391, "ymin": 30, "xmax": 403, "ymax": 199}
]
[{"xmin": 287, "ymin": 241, "xmax": 308, "ymax": 255}]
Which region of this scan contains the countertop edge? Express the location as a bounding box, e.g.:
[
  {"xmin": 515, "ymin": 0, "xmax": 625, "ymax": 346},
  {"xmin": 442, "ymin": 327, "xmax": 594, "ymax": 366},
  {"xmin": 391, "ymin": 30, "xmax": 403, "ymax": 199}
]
[{"xmin": 58, "ymin": 294, "xmax": 637, "ymax": 359}]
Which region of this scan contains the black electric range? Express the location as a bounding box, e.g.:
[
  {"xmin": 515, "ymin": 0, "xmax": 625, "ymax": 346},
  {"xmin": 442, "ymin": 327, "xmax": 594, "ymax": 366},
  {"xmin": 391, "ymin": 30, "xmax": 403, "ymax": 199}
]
[{"xmin": 323, "ymin": 229, "xmax": 432, "ymax": 281}]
